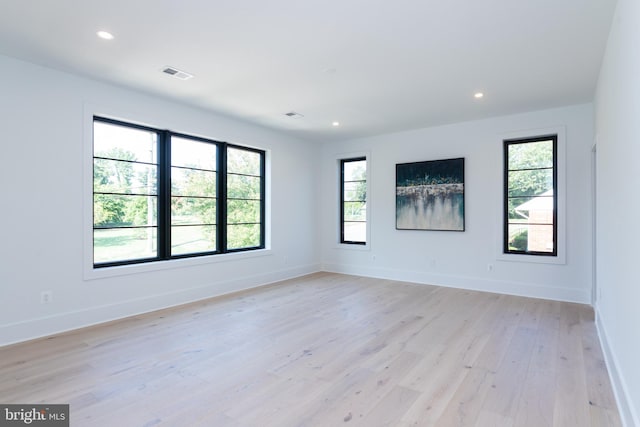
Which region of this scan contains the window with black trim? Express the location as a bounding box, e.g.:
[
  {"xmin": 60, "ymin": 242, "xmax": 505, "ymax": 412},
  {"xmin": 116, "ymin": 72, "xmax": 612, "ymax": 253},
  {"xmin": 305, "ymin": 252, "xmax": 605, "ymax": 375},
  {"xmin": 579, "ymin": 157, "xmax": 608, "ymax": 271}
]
[
  {"xmin": 93, "ymin": 117, "xmax": 265, "ymax": 267},
  {"xmin": 504, "ymin": 135, "xmax": 557, "ymax": 256},
  {"xmin": 340, "ymin": 157, "xmax": 367, "ymax": 244}
]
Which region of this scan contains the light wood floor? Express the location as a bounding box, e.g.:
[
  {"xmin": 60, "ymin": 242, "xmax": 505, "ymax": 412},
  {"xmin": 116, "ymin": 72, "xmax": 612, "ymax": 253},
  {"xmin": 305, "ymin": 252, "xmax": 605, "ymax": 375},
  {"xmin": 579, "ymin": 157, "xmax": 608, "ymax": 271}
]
[{"xmin": 0, "ymin": 273, "xmax": 621, "ymax": 426}]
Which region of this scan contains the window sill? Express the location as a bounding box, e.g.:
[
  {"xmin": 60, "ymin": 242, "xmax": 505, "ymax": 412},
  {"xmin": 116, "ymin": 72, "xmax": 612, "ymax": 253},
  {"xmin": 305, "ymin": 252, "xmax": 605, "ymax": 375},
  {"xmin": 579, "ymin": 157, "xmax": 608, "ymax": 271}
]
[
  {"xmin": 495, "ymin": 251, "xmax": 566, "ymax": 265},
  {"xmin": 334, "ymin": 243, "xmax": 370, "ymax": 251},
  {"xmin": 84, "ymin": 248, "xmax": 273, "ymax": 281}
]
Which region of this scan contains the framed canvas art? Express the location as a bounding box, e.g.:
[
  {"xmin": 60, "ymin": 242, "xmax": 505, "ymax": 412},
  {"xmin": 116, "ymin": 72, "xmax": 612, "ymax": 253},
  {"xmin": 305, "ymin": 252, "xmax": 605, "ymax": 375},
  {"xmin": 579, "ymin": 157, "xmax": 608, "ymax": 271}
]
[{"xmin": 396, "ymin": 157, "xmax": 465, "ymax": 231}]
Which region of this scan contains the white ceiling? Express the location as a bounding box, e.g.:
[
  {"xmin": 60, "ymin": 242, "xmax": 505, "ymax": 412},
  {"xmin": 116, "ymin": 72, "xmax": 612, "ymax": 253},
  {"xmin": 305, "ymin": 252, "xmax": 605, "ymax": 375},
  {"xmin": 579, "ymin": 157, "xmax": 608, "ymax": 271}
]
[{"xmin": 0, "ymin": 0, "xmax": 616, "ymax": 142}]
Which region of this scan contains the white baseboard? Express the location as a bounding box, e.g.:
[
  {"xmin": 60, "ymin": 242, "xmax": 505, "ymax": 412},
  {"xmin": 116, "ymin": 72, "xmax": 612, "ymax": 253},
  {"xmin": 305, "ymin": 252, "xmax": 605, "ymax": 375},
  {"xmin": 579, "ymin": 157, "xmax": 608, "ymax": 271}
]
[
  {"xmin": 0, "ymin": 263, "xmax": 321, "ymax": 347},
  {"xmin": 321, "ymin": 263, "xmax": 590, "ymax": 304},
  {"xmin": 596, "ymin": 308, "xmax": 639, "ymax": 427}
]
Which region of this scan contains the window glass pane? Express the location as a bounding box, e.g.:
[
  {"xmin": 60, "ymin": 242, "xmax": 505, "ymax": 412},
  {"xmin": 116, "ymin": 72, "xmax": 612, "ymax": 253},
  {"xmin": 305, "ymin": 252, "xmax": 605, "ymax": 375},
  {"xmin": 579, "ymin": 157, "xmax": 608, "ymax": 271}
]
[
  {"xmin": 227, "ymin": 200, "xmax": 261, "ymax": 224},
  {"xmin": 94, "ymin": 159, "xmax": 157, "ymax": 195},
  {"xmin": 507, "ymin": 140, "xmax": 553, "ymax": 170},
  {"xmin": 507, "ymin": 169, "xmax": 553, "ymax": 197},
  {"xmin": 171, "ymin": 225, "xmax": 216, "ymax": 255},
  {"xmin": 94, "ymin": 121, "xmax": 158, "ymax": 164},
  {"xmin": 94, "ymin": 227, "xmax": 157, "ymax": 263},
  {"xmin": 227, "ymin": 224, "xmax": 261, "ymax": 249},
  {"xmin": 94, "ymin": 195, "xmax": 157, "ymax": 227},
  {"xmin": 227, "ymin": 174, "xmax": 261, "ymax": 199},
  {"xmin": 507, "ymin": 224, "xmax": 554, "ymax": 253},
  {"xmin": 172, "ymin": 197, "xmax": 216, "ymax": 225},
  {"xmin": 227, "ymin": 147, "xmax": 260, "ymax": 175},
  {"xmin": 171, "ymin": 137, "xmax": 217, "ymax": 170},
  {"xmin": 344, "ymin": 222, "xmax": 366, "ymax": 242},
  {"xmin": 171, "ymin": 168, "xmax": 217, "ymax": 197},
  {"xmin": 344, "ymin": 181, "xmax": 366, "ymax": 202},
  {"xmin": 343, "ymin": 160, "xmax": 366, "ymax": 181},
  {"xmin": 344, "ymin": 201, "xmax": 366, "ymax": 222}
]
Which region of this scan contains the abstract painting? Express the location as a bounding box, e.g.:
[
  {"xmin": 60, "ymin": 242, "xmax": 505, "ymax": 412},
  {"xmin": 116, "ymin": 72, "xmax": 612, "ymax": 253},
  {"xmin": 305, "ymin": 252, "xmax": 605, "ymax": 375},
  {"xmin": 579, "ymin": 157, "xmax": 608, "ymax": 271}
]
[{"xmin": 396, "ymin": 157, "xmax": 465, "ymax": 231}]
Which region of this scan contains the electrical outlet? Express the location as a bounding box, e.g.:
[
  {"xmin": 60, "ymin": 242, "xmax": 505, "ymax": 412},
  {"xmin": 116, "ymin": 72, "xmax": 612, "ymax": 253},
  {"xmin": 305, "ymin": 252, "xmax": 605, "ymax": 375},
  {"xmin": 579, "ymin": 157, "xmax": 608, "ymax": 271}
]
[{"xmin": 40, "ymin": 290, "xmax": 53, "ymax": 304}]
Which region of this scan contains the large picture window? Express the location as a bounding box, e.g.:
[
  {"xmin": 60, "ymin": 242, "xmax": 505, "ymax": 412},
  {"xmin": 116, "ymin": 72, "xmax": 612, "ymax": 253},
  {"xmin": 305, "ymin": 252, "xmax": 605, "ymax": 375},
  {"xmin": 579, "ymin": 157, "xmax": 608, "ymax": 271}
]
[
  {"xmin": 340, "ymin": 157, "xmax": 367, "ymax": 244},
  {"xmin": 93, "ymin": 117, "xmax": 265, "ymax": 267},
  {"xmin": 504, "ymin": 135, "xmax": 557, "ymax": 256}
]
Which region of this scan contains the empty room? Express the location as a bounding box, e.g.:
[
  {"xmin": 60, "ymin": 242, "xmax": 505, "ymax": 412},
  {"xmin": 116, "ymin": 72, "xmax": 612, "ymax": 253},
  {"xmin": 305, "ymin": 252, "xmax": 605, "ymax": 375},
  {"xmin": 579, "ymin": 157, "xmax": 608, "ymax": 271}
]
[{"xmin": 0, "ymin": 0, "xmax": 638, "ymax": 426}]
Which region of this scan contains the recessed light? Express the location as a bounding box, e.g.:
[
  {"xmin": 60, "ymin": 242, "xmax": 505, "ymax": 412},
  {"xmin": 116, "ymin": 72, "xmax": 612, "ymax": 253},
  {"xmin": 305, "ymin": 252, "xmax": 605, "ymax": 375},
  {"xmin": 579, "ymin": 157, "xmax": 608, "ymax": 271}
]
[
  {"xmin": 332, "ymin": 121, "xmax": 340, "ymax": 127},
  {"xmin": 474, "ymin": 92, "xmax": 484, "ymax": 99},
  {"xmin": 96, "ymin": 30, "xmax": 114, "ymax": 40}
]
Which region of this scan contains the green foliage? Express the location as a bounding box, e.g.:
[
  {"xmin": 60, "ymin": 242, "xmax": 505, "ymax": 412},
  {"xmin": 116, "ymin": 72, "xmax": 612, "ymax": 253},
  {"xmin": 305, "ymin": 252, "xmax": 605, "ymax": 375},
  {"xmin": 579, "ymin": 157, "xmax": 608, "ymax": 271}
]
[
  {"xmin": 509, "ymin": 230, "xmax": 528, "ymax": 251},
  {"xmin": 94, "ymin": 148, "xmax": 150, "ymax": 227},
  {"xmin": 228, "ymin": 147, "xmax": 261, "ymax": 175},
  {"xmin": 507, "ymin": 141, "xmax": 553, "ymax": 197},
  {"xmin": 94, "ymin": 194, "xmax": 126, "ymax": 226},
  {"xmin": 227, "ymin": 224, "xmax": 260, "ymax": 249},
  {"xmin": 172, "ymin": 168, "xmax": 217, "ymax": 225},
  {"xmin": 344, "ymin": 202, "xmax": 366, "ymax": 221},
  {"xmin": 94, "ymin": 144, "xmax": 262, "ymax": 250},
  {"xmin": 348, "ymin": 164, "xmax": 367, "ymax": 200}
]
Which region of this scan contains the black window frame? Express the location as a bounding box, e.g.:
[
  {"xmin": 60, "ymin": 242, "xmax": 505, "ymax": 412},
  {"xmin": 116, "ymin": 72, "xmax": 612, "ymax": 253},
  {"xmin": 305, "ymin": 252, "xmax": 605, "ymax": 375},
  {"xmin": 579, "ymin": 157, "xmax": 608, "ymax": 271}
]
[
  {"xmin": 93, "ymin": 116, "xmax": 265, "ymax": 268},
  {"xmin": 340, "ymin": 157, "xmax": 367, "ymax": 245},
  {"xmin": 503, "ymin": 134, "xmax": 558, "ymax": 256}
]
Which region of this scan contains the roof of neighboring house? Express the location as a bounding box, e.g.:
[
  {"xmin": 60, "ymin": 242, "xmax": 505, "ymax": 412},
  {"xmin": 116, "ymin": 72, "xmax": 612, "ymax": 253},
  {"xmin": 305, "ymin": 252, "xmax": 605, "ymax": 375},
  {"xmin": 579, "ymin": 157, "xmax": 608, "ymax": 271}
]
[{"xmin": 515, "ymin": 190, "xmax": 553, "ymax": 218}]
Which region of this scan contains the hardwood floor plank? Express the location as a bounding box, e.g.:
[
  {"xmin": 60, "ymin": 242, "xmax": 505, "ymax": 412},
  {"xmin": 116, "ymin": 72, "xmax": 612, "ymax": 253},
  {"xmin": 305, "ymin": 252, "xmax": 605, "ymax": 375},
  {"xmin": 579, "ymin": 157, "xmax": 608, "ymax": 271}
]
[
  {"xmin": 552, "ymin": 303, "xmax": 591, "ymax": 427},
  {"xmin": 0, "ymin": 273, "xmax": 622, "ymax": 427},
  {"xmin": 355, "ymin": 385, "xmax": 421, "ymax": 427},
  {"xmin": 579, "ymin": 309, "xmax": 622, "ymax": 427},
  {"xmin": 512, "ymin": 300, "xmax": 560, "ymax": 427}
]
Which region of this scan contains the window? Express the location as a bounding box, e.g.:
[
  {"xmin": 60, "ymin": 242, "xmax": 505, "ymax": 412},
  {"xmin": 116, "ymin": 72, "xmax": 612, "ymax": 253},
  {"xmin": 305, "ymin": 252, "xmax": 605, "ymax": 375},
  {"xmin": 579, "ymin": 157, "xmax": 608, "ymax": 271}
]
[
  {"xmin": 225, "ymin": 146, "xmax": 265, "ymax": 250},
  {"xmin": 170, "ymin": 136, "xmax": 218, "ymax": 256},
  {"xmin": 504, "ymin": 135, "xmax": 557, "ymax": 256},
  {"xmin": 93, "ymin": 117, "xmax": 265, "ymax": 267},
  {"xmin": 93, "ymin": 120, "xmax": 159, "ymax": 264},
  {"xmin": 340, "ymin": 157, "xmax": 367, "ymax": 244}
]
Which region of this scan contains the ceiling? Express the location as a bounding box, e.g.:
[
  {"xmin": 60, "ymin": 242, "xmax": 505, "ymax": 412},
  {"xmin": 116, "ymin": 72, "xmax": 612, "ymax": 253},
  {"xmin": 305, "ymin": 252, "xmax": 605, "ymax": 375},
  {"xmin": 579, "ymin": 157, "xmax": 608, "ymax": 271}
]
[{"xmin": 0, "ymin": 0, "xmax": 617, "ymax": 142}]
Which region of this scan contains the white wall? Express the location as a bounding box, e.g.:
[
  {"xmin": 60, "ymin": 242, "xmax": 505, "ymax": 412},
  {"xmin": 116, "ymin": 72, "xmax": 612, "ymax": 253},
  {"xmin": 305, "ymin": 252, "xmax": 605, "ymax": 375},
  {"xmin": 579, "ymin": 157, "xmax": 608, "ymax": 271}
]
[
  {"xmin": 594, "ymin": 0, "xmax": 640, "ymax": 424},
  {"xmin": 320, "ymin": 104, "xmax": 595, "ymax": 303},
  {"xmin": 0, "ymin": 55, "xmax": 320, "ymax": 346}
]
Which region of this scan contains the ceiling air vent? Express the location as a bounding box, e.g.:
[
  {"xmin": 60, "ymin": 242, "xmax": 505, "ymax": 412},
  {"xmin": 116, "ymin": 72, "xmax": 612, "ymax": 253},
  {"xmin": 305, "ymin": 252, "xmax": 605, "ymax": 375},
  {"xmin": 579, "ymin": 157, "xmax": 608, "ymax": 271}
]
[{"xmin": 162, "ymin": 66, "xmax": 194, "ymax": 80}]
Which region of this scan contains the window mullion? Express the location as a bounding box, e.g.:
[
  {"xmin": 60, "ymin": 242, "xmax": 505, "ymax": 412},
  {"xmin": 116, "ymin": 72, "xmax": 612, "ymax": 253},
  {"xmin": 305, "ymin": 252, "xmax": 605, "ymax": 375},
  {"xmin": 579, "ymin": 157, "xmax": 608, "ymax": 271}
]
[
  {"xmin": 219, "ymin": 144, "xmax": 227, "ymax": 253},
  {"xmin": 158, "ymin": 131, "xmax": 171, "ymax": 260}
]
